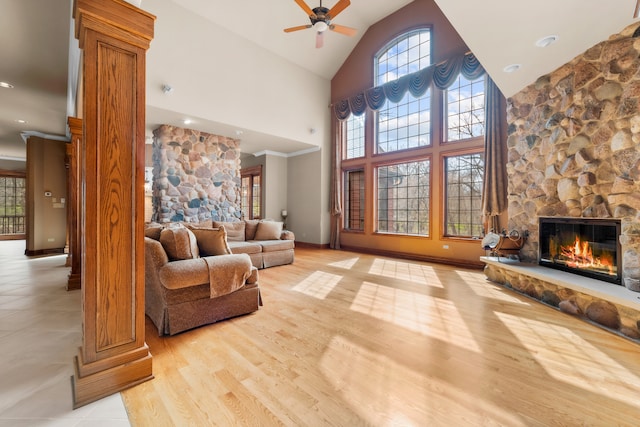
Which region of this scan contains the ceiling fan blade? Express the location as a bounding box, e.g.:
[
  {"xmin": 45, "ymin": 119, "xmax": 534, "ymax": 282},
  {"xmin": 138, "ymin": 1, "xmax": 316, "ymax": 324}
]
[
  {"xmin": 330, "ymin": 24, "xmax": 357, "ymax": 37},
  {"xmin": 284, "ymin": 25, "xmax": 312, "ymax": 33},
  {"xmin": 316, "ymin": 31, "xmax": 324, "ymax": 49},
  {"xmin": 295, "ymin": 0, "xmax": 316, "ymax": 18},
  {"xmin": 328, "ymin": 0, "xmax": 350, "ymax": 19},
  {"xmin": 635, "ymin": 0, "xmax": 640, "ymax": 18}
]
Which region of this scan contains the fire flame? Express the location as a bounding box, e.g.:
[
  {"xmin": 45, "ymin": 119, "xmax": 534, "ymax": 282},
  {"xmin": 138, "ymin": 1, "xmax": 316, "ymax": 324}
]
[{"xmin": 559, "ymin": 236, "xmax": 614, "ymax": 275}]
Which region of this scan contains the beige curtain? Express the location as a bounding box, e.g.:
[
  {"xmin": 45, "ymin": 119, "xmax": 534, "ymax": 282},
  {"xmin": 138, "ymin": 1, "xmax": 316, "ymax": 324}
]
[
  {"xmin": 481, "ymin": 75, "xmax": 508, "ymax": 233},
  {"xmin": 330, "ymin": 118, "xmax": 344, "ymax": 249}
]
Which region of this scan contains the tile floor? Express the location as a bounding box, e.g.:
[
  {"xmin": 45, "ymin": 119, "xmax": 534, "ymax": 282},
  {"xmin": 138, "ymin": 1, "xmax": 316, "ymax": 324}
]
[{"xmin": 0, "ymin": 240, "xmax": 131, "ymax": 426}]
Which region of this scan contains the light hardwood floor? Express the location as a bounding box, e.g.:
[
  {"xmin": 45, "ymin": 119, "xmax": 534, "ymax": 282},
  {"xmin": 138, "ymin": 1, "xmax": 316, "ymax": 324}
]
[{"xmin": 122, "ymin": 247, "xmax": 640, "ymax": 426}]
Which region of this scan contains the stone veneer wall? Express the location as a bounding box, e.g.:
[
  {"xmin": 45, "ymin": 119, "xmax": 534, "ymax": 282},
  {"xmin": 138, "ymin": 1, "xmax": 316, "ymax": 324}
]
[
  {"xmin": 151, "ymin": 124, "xmax": 241, "ymax": 223},
  {"xmin": 506, "ymin": 23, "xmax": 640, "ymax": 292}
]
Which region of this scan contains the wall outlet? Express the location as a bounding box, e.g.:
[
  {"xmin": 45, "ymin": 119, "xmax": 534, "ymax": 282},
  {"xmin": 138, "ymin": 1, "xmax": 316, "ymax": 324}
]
[
  {"xmin": 47, "ymin": 238, "xmax": 55, "ymax": 242},
  {"xmin": 443, "ymin": 244, "xmax": 449, "ymax": 249}
]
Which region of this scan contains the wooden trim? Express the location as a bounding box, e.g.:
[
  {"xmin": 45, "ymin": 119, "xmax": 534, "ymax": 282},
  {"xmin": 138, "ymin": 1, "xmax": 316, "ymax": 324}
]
[
  {"xmin": 294, "ymin": 241, "xmax": 331, "ymax": 250},
  {"xmin": 66, "ymin": 117, "xmax": 82, "ymax": 291},
  {"xmin": 339, "ymin": 244, "xmax": 485, "ymax": 269},
  {"xmin": 0, "ymin": 170, "xmax": 26, "ymax": 178},
  {"xmin": 24, "ymin": 248, "xmax": 65, "ymax": 256}
]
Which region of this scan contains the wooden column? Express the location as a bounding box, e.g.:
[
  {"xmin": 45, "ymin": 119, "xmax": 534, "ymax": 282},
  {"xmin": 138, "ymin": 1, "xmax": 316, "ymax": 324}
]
[
  {"xmin": 71, "ymin": 0, "xmax": 155, "ymax": 408},
  {"xmin": 66, "ymin": 117, "xmax": 82, "ymax": 290}
]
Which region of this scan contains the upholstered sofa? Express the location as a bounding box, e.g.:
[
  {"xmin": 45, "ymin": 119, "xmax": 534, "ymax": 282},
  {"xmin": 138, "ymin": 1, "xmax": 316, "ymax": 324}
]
[
  {"xmin": 144, "ymin": 225, "xmax": 262, "ymax": 335},
  {"xmin": 213, "ymin": 220, "xmax": 295, "ymax": 269}
]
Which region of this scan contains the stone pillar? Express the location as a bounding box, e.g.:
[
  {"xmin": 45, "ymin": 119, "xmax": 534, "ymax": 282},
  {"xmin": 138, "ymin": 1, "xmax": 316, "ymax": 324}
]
[
  {"xmin": 71, "ymin": 0, "xmax": 155, "ymax": 408},
  {"xmin": 66, "ymin": 117, "xmax": 82, "ymax": 290}
]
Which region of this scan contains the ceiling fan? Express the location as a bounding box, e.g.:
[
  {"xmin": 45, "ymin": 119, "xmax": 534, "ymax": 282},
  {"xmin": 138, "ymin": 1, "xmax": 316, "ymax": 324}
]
[{"xmin": 284, "ymin": 0, "xmax": 357, "ymax": 48}]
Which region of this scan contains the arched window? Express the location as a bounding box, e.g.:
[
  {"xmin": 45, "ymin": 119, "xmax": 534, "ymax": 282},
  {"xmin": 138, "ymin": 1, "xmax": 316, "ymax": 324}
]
[
  {"xmin": 340, "ymin": 27, "xmax": 486, "ymax": 241},
  {"xmin": 375, "ymin": 29, "xmax": 432, "ymax": 153}
]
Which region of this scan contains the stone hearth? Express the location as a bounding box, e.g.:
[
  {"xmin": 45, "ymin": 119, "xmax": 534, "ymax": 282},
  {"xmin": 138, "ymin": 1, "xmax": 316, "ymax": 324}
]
[{"xmin": 483, "ymin": 257, "xmax": 640, "ymax": 342}]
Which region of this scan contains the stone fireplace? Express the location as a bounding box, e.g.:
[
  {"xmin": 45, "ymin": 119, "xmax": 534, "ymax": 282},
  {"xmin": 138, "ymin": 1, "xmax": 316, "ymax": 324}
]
[
  {"xmin": 504, "ymin": 22, "xmax": 640, "ymax": 293},
  {"xmin": 482, "ymin": 22, "xmax": 640, "ymax": 342}
]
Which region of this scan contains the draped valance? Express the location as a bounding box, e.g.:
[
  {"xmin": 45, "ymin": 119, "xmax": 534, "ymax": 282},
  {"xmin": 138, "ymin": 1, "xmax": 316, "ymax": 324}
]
[{"xmin": 334, "ymin": 52, "xmax": 485, "ymax": 121}]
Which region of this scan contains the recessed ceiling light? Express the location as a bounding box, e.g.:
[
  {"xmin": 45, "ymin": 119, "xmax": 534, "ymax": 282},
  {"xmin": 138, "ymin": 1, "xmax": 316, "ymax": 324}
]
[
  {"xmin": 0, "ymin": 81, "xmax": 14, "ymax": 89},
  {"xmin": 536, "ymin": 35, "xmax": 559, "ymax": 48},
  {"xmin": 503, "ymin": 64, "xmax": 521, "ymax": 73},
  {"xmin": 15, "ymin": 119, "xmax": 27, "ymax": 124},
  {"xmin": 183, "ymin": 119, "xmax": 192, "ymax": 125}
]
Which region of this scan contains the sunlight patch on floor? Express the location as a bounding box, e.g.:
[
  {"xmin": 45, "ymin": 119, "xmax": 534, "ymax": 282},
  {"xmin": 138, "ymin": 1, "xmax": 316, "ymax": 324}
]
[
  {"xmin": 368, "ymin": 258, "xmax": 444, "ymax": 288},
  {"xmin": 496, "ymin": 312, "xmax": 640, "ymax": 408},
  {"xmin": 328, "ymin": 257, "xmax": 360, "ymax": 270},
  {"xmin": 292, "ymin": 271, "xmax": 343, "ymax": 299},
  {"xmin": 319, "ymin": 335, "xmax": 526, "ymax": 426},
  {"xmin": 350, "ymin": 281, "xmax": 481, "ymax": 352},
  {"xmin": 465, "ymin": 279, "xmax": 531, "ymax": 305}
]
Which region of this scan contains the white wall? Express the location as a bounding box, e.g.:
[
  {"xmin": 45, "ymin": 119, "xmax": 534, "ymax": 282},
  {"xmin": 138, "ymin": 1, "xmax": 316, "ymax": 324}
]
[{"xmin": 144, "ymin": 0, "xmax": 330, "ymax": 149}]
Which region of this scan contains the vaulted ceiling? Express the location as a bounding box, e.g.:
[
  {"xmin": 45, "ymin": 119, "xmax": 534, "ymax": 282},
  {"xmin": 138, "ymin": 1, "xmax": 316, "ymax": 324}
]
[{"xmin": 1, "ymin": 0, "xmax": 638, "ymax": 169}]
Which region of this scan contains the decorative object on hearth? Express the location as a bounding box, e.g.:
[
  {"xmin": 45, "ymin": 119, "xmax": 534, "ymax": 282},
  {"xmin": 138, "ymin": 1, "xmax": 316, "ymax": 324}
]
[
  {"xmin": 284, "ymin": 0, "xmax": 356, "ymax": 48},
  {"xmin": 483, "ymin": 229, "xmax": 527, "ymax": 259}
]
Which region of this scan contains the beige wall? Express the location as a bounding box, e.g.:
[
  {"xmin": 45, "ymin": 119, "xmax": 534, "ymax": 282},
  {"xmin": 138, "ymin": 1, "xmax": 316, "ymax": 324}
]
[
  {"xmin": 264, "ymin": 155, "xmax": 287, "ymax": 222},
  {"xmin": 26, "ymin": 136, "xmax": 67, "ymax": 252},
  {"xmin": 241, "ymin": 153, "xmax": 288, "ymax": 223},
  {"xmin": 287, "ymin": 150, "xmax": 325, "ymax": 244}
]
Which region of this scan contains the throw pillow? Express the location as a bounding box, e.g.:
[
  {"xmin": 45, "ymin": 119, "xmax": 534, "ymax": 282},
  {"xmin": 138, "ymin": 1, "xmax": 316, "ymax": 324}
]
[
  {"xmin": 244, "ymin": 219, "xmax": 260, "ymax": 240},
  {"xmin": 144, "ymin": 223, "xmax": 164, "ymax": 241},
  {"xmin": 190, "ymin": 226, "xmax": 232, "ymax": 256},
  {"xmin": 212, "ymin": 221, "xmax": 245, "ymax": 241},
  {"xmin": 160, "ymin": 227, "xmax": 200, "ymax": 261},
  {"xmin": 254, "ymin": 220, "xmax": 283, "ymax": 240}
]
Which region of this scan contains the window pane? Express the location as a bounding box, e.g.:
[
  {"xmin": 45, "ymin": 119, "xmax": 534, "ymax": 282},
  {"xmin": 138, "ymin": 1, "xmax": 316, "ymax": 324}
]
[
  {"xmin": 345, "ymin": 169, "xmax": 365, "ymax": 231},
  {"xmin": 241, "ymin": 176, "xmax": 250, "ymax": 218},
  {"xmin": 445, "ymin": 74, "xmax": 485, "ymax": 142},
  {"xmin": 444, "ymin": 153, "xmax": 484, "ymax": 237},
  {"xmin": 0, "ymin": 176, "xmax": 26, "ymax": 234},
  {"xmin": 345, "ymin": 114, "xmax": 365, "ymax": 159},
  {"xmin": 375, "ymin": 29, "xmax": 431, "ymax": 86},
  {"xmin": 376, "ymin": 160, "xmax": 430, "ymax": 236},
  {"xmin": 252, "ymin": 176, "xmax": 261, "ymax": 219},
  {"xmin": 377, "ymin": 91, "xmax": 430, "ymax": 153}
]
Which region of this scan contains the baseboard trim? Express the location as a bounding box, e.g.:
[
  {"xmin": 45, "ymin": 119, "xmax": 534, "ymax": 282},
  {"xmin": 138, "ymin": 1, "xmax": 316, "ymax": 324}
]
[
  {"xmin": 25, "ymin": 248, "xmax": 65, "ymax": 256},
  {"xmin": 339, "ymin": 244, "xmax": 485, "ymax": 269},
  {"xmin": 294, "ymin": 241, "xmax": 331, "ymax": 250}
]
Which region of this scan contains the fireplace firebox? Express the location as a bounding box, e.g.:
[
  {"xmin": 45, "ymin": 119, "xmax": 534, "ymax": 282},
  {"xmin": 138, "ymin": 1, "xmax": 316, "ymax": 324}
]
[{"xmin": 539, "ymin": 217, "xmax": 621, "ymax": 285}]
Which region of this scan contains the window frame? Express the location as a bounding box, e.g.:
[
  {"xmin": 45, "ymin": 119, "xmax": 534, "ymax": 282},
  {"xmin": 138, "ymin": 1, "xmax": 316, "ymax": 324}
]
[
  {"xmin": 0, "ymin": 171, "xmax": 26, "ymax": 237},
  {"xmin": 373, "ymin": 27, "xmax": 433, "ymax": 157},
  {"xmin": 441, "ymin": 148, "xmax": 485, "ymax": 240},
  {"xmin": 339, "ymin": 27, "xmax": 488, "ymax": 248},
  {"xmin": 343, "ymin": 168, "xmax": 366, "ymax": 232},
  {"xmin": 240, "ymin": 165, "xmax": 262, "ymax": 220},
  {"xmin": 373, "ymin": 156, "xmax": 432, "ymax": 238},
  {"xmin": 443, "ymin": 74, "xmax": 486, "ymax": 144}
]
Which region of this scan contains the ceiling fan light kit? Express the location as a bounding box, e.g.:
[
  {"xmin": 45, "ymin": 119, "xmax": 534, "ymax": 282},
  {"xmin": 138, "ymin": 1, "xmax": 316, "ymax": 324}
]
[{"xmin": 284, "ymin": 0, "xmax": 356, "ymax": 48}]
